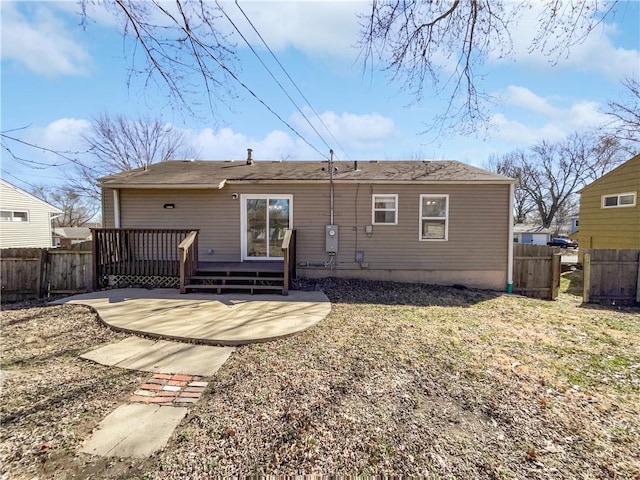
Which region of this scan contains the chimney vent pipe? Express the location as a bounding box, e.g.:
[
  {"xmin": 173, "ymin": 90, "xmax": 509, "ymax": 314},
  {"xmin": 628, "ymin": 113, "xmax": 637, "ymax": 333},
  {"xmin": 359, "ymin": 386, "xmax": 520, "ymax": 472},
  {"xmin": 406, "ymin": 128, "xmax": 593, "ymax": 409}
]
[{"xmin": 247, "ymin": 148, "xmax": 253, "ymax": 165}]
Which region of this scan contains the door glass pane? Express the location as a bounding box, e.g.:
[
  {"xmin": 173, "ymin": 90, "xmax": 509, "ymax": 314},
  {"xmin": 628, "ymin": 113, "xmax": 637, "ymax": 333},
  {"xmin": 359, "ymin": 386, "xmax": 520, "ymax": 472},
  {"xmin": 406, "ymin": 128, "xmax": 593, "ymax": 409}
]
[
  {"xmin": 269, "ymin": 198, "xmax": 289, "ymax": 257},
  {"xmin": 246, "ymin": 199, "xmax": 267, "ymax": 257}
]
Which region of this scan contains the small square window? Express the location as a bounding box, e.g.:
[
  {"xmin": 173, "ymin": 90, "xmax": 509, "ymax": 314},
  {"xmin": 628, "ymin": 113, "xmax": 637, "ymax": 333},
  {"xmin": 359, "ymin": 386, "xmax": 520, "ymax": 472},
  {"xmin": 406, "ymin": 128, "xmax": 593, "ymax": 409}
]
[
  {"xmin": 13, "ymin": 211, "xmax": 28, "ymax": 222},
  {"xmin": 620, "ymin": 194, "xmax": 635, "ymax": 205},
  {"xmin": 372, "ymin": 194, "xmax": 398, "ymax": 225}
]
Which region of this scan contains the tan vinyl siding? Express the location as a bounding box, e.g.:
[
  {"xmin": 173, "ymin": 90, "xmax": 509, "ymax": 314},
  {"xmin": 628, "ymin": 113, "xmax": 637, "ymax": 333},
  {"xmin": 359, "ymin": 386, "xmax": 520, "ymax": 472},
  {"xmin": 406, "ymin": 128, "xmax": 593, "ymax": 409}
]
[
  {"xmin": 109, "ymin": 182, "xmax": 510, "ymax": 288},
  {"xmin": 102, "ymin": 189, "xmax": 115, "ymax": 228},
  {"xmin": 328, "ymin": 183, "xmax": 509, "ymax": 271},
  {"xmin": 577, "ymin": 155, "xmax": 640, "ymax": 251},
  {"xmin": 0, "ymin": 182, "xmax": 57, "ymax": 248}
]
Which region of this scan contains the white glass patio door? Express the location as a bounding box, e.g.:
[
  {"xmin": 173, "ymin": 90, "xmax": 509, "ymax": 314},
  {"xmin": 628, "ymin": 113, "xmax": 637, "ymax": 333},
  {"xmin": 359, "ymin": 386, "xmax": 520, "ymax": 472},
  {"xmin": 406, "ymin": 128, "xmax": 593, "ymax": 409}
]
[{"xmin": 241, "ymin": 195, "xmax": 292, "ymax": 260}]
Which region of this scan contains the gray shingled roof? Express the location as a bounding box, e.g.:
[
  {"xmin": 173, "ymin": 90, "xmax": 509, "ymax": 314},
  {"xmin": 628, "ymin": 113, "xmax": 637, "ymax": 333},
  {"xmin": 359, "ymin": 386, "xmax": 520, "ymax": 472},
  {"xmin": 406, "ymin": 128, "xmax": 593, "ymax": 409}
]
[{"xmin": 99, "ymin": 160, "xmax": 513, "ymax": 188}]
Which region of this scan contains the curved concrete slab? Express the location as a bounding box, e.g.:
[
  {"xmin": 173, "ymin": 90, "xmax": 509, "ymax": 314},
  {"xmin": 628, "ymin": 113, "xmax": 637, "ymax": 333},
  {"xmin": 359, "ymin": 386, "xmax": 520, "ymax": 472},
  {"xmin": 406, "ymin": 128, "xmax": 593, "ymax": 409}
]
[{"xmin": 54, "ymin": 288, "xmax": 331, "ymax": 345}]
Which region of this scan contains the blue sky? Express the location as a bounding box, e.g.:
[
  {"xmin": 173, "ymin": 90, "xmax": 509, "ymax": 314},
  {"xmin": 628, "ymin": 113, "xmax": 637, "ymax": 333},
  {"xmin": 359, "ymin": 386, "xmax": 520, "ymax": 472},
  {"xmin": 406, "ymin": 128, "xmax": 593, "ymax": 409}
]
[{"xmin": 1, "ymin": 1, "xmax": 639, "ymax": 192}]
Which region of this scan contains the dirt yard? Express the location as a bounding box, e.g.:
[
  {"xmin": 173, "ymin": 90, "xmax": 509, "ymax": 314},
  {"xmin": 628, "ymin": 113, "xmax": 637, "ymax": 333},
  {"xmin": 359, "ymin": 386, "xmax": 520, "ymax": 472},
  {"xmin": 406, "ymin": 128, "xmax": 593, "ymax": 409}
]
[{"xmin": 1, "ymin": 271, "xmax": 639, "ymax": 479}]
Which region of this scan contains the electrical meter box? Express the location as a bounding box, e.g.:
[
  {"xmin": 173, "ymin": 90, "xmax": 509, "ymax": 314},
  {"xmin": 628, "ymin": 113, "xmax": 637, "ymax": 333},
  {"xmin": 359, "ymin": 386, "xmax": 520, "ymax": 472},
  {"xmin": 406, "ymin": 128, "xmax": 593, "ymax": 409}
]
[{"xmin": 325, "ymin": 224, "xmax": 338, "ymax": 253}]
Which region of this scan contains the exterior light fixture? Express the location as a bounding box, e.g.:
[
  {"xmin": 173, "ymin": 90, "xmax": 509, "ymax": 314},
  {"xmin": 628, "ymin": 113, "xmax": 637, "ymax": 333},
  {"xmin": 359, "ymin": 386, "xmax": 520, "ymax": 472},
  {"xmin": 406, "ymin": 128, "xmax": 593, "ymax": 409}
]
[{"xmin": 163, "ymin": 203, "xmax": 175, "ymax": 209}]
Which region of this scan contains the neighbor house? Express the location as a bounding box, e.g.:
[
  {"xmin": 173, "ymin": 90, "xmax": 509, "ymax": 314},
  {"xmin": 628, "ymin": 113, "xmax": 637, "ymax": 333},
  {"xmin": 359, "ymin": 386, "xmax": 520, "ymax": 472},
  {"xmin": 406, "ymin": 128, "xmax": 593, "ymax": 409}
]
[
  {"xmin": 575, "ymin": 154, "xmax": 640, "ymax": 255},
  {"xmin": 0, "ymin": 179, "xmax": 62, "ymax": 248},
  {"xmin": 512, "ymin": 223, "xmax": 551, "ymax": 245},
  {"xmin": 98, "ymin": 156, "xmax": 515, "ymax": 292},
  {"xmin": 53, "ymin": 226, "xmax": 92, "ymax": 248}
]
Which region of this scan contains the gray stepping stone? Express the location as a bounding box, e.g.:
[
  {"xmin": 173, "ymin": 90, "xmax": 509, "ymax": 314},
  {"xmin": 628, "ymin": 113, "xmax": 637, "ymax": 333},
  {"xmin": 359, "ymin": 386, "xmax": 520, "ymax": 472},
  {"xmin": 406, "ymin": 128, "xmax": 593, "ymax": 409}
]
[{"xmin": 81, "ymin": 404, "xmax": 187, "ymax": 458}]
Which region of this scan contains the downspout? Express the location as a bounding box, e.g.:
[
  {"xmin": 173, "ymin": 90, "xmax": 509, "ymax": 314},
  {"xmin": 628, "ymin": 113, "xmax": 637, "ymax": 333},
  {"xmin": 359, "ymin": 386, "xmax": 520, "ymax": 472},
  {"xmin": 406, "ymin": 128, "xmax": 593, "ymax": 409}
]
[
  {"xmin": 507, "ymin": 183, "xmax": 514, "ymax": 293},
  {"xmin": 113, "ymin": 189, "xmax": 121, "ymax": 228}
]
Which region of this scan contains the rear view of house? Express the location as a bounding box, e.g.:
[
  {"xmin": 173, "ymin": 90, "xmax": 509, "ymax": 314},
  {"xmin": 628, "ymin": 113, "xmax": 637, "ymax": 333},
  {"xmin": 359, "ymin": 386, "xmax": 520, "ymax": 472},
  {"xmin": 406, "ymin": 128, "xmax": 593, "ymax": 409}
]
[
  {"xmin": 99, "ymin": 158, "xmax": 515, "ymax": 291},
  {"xmin": 0, "ymin": 179, "xmax": 61, "ymax": 248},
  {"xmin": 576, "ymin": 154, "xmax": 640, "ymax": 252}
]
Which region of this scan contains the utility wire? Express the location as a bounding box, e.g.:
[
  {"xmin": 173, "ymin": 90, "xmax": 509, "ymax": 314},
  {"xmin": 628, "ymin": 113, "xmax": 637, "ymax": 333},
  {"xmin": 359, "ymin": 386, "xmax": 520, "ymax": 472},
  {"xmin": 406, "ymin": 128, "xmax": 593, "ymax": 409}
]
[
  {"xmin": 227, "ymin": 1, "xmax": 334, "ymax": 155},
  {"xmin": 155, "ymin": 0, "xmax": 329, "ymax": 160},
  {"xmin": 0, "ymin": 168, "xmax": 59, "ymax": 191},
  {"xmin": 235, "ymin": 0, "xmax": 352, "ymax": 162}
]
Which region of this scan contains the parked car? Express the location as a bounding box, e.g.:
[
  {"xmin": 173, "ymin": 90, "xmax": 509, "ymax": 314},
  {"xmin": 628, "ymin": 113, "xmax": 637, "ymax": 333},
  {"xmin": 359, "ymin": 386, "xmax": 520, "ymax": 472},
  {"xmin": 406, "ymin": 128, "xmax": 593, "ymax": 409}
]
[{"xmin": 547, "ymin": 237, "xmax": 578, "ymax": 248}]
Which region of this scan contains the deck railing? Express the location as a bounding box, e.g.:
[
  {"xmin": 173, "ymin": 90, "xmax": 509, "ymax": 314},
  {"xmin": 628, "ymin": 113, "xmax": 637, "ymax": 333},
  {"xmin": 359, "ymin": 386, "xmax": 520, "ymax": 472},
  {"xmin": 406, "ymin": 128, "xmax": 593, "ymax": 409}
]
[
  {"xmin": 92, "ymin": 228, "xmax": 195, "ymax": 289},
  {"xmin": 281, "ymin": 229, "xmax": 297, "ymax": 295},
  {"xmin": 179, "ymin": 230, "xmax": 199, "ymax": 294}
]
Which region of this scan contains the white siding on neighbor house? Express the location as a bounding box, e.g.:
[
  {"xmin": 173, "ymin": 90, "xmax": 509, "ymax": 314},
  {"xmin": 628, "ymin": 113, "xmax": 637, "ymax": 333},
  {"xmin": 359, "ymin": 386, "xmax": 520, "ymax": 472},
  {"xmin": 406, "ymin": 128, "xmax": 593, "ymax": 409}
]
[{"xmin": 0, "ymin": 180, "xmax": 60, "ymax": 248}]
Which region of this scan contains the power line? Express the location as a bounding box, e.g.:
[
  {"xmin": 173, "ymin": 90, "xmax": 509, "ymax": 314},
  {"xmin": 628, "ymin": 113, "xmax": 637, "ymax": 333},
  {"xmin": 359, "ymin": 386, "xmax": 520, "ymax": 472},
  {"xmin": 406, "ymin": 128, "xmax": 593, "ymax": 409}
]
[
  {"xmin": 226, "ymin": 2, "xmax": 335, "ymax": 155},
  {"xmin": 154, "ymin": 0, "xmax": 329, "ymax": 159},
  {"xmin": 235, "ymin": 0, "xmax": 352, "ymax": 162},
  {"xmin": 217, "ymin": 2, "xmax": 332, "ymax": 159}
]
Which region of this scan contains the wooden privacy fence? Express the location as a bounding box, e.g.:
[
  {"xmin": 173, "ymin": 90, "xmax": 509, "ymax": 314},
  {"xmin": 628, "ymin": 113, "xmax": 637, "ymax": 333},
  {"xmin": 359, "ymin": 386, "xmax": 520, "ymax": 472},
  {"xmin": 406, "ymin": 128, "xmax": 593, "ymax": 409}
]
[
  {"xmin": 512, "ymin": 243, "xmax": 562, "ymax": 300},
  {"xmin": 583, "ymin": 249, "xmax": 640, "ymax": 306},
  {"xmin": 1, "ymin": 245, "xmax": 93, "ymax": 302}
]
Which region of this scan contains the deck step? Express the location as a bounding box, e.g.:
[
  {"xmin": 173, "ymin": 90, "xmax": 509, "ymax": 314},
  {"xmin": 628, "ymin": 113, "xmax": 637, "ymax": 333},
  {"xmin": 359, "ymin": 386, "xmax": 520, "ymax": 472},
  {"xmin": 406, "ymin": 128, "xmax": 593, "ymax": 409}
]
[
  {"xmin": 188, "ymin": 262, "xmax": 286, "ymax": 294},
  {"xmin": 190, "ymin": 275, "xmax": 284, "ymax": 282},
  {"xmin": 186, "ymin": 284, "xmax": 281, "ymax": 290},
  {"xmin": 185, "ymin": 284, "xmax": 283, "ymax": 294}
]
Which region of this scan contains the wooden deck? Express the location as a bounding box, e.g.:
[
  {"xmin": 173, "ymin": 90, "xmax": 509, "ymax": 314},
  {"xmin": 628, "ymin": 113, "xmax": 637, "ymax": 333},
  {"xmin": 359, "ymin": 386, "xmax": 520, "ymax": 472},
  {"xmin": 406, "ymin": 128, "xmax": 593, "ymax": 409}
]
[{"xmin": 92, "ymin": 228, "xmax": 295, "ymax": 294}]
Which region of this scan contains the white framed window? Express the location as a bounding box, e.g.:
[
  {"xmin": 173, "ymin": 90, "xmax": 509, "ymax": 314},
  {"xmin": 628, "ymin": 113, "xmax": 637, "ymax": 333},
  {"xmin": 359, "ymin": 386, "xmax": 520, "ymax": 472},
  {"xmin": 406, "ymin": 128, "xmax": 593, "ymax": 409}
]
[
  {"xmin": 0, "ymin": 210, "xmax": 29, "ymax": 222},
  {"xmin": 419, "ymin": 194, "xmax": 448, "ymax": 241},
  {"xmin": 601, "ymin": 192, "xmax": 636, "ymax": 208},
  {"xmin": 372, "ymin": 194, "xmax": 398, "ymax": 225}
]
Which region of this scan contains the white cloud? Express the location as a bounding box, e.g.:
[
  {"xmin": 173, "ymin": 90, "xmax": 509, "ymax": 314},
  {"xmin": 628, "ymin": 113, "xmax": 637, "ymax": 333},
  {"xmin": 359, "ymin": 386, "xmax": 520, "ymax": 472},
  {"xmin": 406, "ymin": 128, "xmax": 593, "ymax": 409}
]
[
  {"xmin": 501, "ymin": 86, "xmax": 560, "ymax": 117},
  {"xmin": 291, "ymin": 107, "xmax": 396, "ymax": 151},
  {"xmin": 25, "ymin": 118, "xmax": 92, "ymax": 157},
  {"xmin": 221, "ymin": 2, "xmax": 367, "ymax": 58},
  {"xmin": 490, "ymin": 87, "xmax": 608, "ymax": 145},
  {"xmin": 0, "ymin": 2, "xmax": 91, "ymax": 77},
  {"xmin": 186, "ymin": 127, "xmax": 318, "ymax": 161},
  {"xmin": 491, "ymin": 3, "xmax": 639, "ymax": 79}
]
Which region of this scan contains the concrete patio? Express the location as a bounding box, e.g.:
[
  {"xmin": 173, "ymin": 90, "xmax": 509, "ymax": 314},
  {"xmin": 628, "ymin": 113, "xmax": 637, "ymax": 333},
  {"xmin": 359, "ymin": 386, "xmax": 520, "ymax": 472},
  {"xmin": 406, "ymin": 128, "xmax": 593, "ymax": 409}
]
[
  {"xmin": 53, "ymin": 288, "xmax": 331, "ymax": 346},
  {"xmin": 51, "ymin": 288, "xmax": 331, "ymax": 458}
]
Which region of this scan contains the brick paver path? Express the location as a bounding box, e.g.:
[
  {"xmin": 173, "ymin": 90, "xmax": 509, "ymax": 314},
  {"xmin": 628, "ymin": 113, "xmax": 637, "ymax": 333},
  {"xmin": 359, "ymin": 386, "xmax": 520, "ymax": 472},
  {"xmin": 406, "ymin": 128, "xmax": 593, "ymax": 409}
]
[{"xmin": 129, "ymin": 373, "xmax": 208, "ymax": 406}]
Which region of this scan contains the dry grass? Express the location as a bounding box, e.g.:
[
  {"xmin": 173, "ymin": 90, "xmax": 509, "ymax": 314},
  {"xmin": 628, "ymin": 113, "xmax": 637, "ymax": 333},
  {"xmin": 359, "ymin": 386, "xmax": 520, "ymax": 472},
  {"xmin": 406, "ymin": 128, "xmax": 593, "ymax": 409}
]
[{"xmin": 1, "ymin": 272, "xmax": 639, "ymax": 479}]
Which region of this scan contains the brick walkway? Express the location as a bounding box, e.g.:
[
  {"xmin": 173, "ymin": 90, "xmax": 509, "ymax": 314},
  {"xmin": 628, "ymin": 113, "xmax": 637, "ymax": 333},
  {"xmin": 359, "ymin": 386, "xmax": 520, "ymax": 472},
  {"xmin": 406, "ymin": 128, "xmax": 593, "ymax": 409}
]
[{"xmin": 129, "ymin": 373, "xmax": 208, "ymax": 406}]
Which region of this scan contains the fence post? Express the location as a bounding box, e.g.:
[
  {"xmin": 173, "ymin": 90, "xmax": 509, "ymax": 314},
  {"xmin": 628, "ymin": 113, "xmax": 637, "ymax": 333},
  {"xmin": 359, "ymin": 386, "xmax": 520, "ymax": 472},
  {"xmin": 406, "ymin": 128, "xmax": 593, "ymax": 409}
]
[
  {"xmin": 636, "ymin": 256, "xmax": 640, "ymax": 304},
  {"xmin": 583, "ymin": 253, "xmax": 591, "ymax": 303},
  {"xmin": 92, "ymin": 230, "xmax": 99, "ymax": 291},
  {"xmin": 38, "ymin": 249, "xmax": 50, "ymax": 298},
  {"xmin": 551, "ymin": 252, "xmax": 561, "ymax": 300}
]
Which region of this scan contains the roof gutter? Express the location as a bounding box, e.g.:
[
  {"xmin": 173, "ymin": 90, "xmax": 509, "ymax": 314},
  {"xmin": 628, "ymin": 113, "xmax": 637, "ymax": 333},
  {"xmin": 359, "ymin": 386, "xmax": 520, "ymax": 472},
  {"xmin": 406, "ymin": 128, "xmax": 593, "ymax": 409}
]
[
  {"xmin": 101, "ymin": 180, "xmax": 227, "ymax": 190},
  {"xmin": 101, "ymin": 179, "xmax": 516, "ymax": 188}
]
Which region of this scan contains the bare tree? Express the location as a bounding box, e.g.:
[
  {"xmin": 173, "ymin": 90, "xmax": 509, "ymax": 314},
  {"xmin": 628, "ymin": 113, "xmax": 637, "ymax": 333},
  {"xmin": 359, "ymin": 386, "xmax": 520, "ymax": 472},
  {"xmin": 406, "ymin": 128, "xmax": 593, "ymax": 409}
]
[
  {"xmin": 359, "ymin": 0, "xmax": 619, "ymax": 134},
  {"xmin": 496, "ymin": 132, "xmax": 625, "ymax": 230},
  {"xmin": 32, "ymin": 185, "xmax": 99, "ymax": 227},
  {"xmin": 485, "ymin": 151, "xmax": 535, "ymax": 223},
  {"xmin": 80, "ymin": 1, "xmax": 238, "ymax": 120},
  {"xmin": 69, "ymin": 113, "xmax": 192, "ymax": 200},
  {"xmin": 606, "ymin": 76, "xmax": 640, "ymax": 149},
  {"xmin": 76, "ymin": 1, "xmax": 620, "ymax": 134}
]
